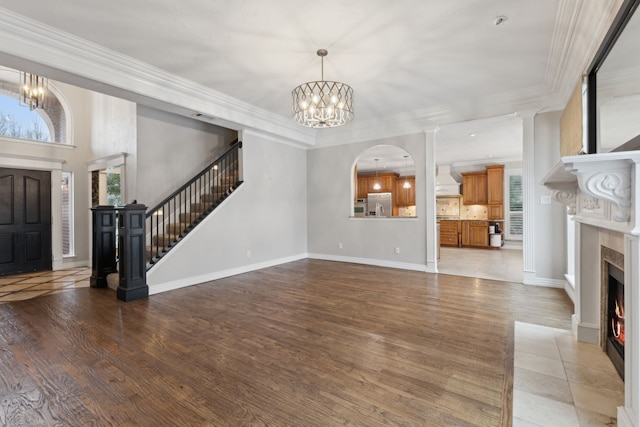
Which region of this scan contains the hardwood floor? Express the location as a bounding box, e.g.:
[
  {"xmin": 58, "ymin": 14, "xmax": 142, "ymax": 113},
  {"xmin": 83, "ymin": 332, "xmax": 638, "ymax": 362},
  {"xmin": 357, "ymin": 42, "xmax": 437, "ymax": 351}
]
[{"xmin": 0, "ymin": 259, "xmax": 572, "ymax": 426}]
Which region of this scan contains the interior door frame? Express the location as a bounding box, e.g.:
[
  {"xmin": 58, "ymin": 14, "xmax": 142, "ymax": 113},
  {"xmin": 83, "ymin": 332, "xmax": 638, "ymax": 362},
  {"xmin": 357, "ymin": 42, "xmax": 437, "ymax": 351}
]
[{"xmin": 0, "ymin": 153, "xmax": 65, "ymax": 270}]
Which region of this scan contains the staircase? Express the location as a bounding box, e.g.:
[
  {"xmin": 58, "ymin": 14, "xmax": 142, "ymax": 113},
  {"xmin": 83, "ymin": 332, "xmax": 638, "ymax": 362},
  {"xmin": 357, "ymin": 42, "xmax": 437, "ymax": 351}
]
[{"xmin": 146, "ymin": 141, "xmax": 243, "ymax": 269}]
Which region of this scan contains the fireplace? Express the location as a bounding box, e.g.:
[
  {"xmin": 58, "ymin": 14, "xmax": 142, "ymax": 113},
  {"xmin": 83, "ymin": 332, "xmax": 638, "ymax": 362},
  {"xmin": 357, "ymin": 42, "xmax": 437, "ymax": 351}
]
[
  {"xmin": 601, "ymin": 246, "xmax": 625, "ymax": 380},
  {"xmin": 543, "ymin": 150, "xmax": 640, "ymax": 426}
]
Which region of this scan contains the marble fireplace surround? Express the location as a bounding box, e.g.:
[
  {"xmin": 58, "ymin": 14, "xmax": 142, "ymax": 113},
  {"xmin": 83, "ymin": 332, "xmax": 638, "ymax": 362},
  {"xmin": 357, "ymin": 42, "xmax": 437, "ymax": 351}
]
[{"xmin": 544, "ymin": 151, "xmax": 640, "ymax": 427}]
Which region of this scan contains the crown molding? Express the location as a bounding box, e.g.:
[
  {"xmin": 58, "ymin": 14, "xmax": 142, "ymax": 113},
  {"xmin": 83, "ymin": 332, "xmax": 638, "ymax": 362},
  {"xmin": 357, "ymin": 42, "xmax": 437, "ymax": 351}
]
[
  {"xmin": 0, "ymin": 7, "xmax": 316, "ymax": 148},
  {"xmin": 546, "ymin": 0, "xmax": 625, "ymax": 106},
  {"xmin": 0, "ymin": 4, "xmax": 623, "ymax": 150}
]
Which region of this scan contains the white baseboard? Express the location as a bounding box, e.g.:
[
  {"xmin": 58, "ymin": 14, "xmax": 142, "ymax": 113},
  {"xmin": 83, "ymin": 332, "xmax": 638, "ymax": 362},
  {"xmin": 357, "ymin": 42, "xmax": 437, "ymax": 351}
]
[
  {"xmin": 148, "ymin": 253, "xmax": 308, "ymax": 295},
  {"xmin": 523, "ymin": 271, "xmax": 536, "ymax": 285},
  {"xmin": 576, "ymin": 322, "xmax": 600, "ymax": 345},
  {"xmin": 307, "ymin": 253, "xmax": 427, "ymax": 273},
  {"xmin": 425, "ymin": 261, "xmax": 438, "ymax": 273},
  {"xmin": 57, "ymin": 259, "xmax": 90, "ymax": 270},
  {"xmin": 523, "ymin": 274, "xmax": 565, "ymax": 288},
  {"xmin": 617, "ymin": 406, "xmax": 635, "ymax": 427},
  {"xmin": 564, "ymin": 274, "xmax": 575, "ymax": 304}
]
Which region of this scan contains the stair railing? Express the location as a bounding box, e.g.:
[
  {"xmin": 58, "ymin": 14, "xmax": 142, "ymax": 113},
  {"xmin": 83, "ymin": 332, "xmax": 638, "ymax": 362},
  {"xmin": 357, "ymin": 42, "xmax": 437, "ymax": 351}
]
[{"xmin": 145, "ymin": 140, "xmax": 243, "ymax": 269}]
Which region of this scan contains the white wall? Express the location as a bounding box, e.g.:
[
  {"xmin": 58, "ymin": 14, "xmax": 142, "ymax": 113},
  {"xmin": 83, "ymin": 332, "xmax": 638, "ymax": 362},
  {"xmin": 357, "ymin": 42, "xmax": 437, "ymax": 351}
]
[
  {"xmin": 88, "ymin": 92, "xmax": 138, "ymax": 203},
  {"xmin": 306, "ymin": 133, "xmax": 427, "ymax": 269},
  {"xmin": 136, "ymin": 106, "xmax": 236, "ymax": 208},
  {"xmin": 147, "ymin": 130, "xmax": 308, "ymax": 289},
  {"xmin": 533, "ymin": 111, "xmax": 568, "ymax": 283}
]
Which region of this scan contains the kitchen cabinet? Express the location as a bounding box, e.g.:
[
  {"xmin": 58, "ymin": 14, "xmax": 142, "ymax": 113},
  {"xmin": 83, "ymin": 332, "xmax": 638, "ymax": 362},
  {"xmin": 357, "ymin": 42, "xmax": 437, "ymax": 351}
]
[
  {"xmin": 488, "ymin": 204, "xmax": 503, "ymax": 220},
  {"xmin": 468, "ymin": 220, "xmax": 489, "ymax": 247},
  {"xmin": 460, "ymin": 220, "xmax": 489, "ymax": 247},
  {"xmin": 462, "ymin": 172, "xmax": 488, "ymax": 205},
  {"xmin": 439, "ymin": 220, "xmax": 459, "ymax": 247},
  {"xmin": 395, "ymin": 176, "xmax": 416, "ymax": 206},
  {"xmin": 357, "ymin": 176, "xmax": 369, "ymax": 199},
  {"xmin": 487, "ymin": 165, "xmax": 504, "ymax": 220},
  {"xmin": 486, "ymin": 165, "xmax": 504, "ymax": 205},
  {"xmin": 358, "ymin": 173, "xmax": 396, "ymax": 194}
]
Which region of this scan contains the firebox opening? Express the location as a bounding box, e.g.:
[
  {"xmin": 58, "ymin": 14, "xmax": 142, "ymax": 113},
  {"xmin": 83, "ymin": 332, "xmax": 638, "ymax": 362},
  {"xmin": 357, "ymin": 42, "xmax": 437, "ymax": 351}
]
[{"xmin": 606, "ymin": 262, "xmax": 624, "ymax": 380}]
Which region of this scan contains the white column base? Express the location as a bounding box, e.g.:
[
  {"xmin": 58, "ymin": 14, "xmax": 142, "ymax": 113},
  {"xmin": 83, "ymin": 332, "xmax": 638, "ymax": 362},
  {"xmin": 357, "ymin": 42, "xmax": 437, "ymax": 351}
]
[{"xmin": 617, "ymin": 406, "xmax": 635, "ymax": 427}]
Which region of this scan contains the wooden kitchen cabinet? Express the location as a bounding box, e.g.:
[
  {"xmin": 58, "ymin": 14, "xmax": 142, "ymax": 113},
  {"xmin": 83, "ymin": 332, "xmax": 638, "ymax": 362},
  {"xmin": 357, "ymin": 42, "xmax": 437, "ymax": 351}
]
[
  {"xmin": 460, "ymin": 220, "xmax": 489, "ymax": 247},
  {"xmin": 462, "ymin": 172, "xmax": 488, "ymax": 205},
  {"xmin": 395, "ymin": 176, "xmax": 416, "ymax": 206},
  {"xmin": 439, "ymin": 220, "xmax": 459, "ymax": 247},
  {"xmin": 356, "ymin": 173, "xmax": 396, "ymax": 195},
  {"xmin": 357, "ymin": 176, "xmax": 369, "ymax": 199},
  {"xmin": 364, "ymin": 173, "xmax": 396, "ymax": 193},
  {"xmin": 488, "ymin": 204, "xmax": 503, "ymax": 220},
  {"xmin": 486, "ymin": 165, "xmax": 504, "ymax": 205},
  {"xmin": 469, "ymin": 220, "xmax": 489, "ymax": 247}
]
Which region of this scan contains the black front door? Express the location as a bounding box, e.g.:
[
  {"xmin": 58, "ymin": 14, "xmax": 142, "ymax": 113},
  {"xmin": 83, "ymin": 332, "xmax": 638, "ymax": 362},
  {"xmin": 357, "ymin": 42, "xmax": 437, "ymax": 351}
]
[{"xmin": 0, "ymin": 168, "xmax": 52, "ymax": 276}]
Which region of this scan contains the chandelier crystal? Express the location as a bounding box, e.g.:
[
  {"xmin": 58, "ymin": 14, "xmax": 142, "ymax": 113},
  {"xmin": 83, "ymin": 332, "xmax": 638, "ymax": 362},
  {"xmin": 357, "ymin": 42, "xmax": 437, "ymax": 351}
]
[
  {"xmin": 292, "ymin": 49, "xmax": 354, "ymax": 128},
  {"xmin": 20, "ymin": 71, "xmax": 47, "ymax": 111}
]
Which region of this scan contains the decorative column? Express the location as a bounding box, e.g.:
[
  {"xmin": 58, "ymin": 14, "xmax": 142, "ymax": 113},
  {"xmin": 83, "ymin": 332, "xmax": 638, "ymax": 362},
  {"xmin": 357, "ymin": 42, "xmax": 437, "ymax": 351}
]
[
  {"xmin": 621, "ymin": 234, "xmax": 639, "ymax": 427},
  {"xmin": 90, "ymin": 206, "xmax": 117, "ymax": 288},
  {"xmin": 425, "ymin": 127, "xmax": 438, "ymax": 273},
  {"xmin": 521, "ymin": 111, "xmax": 537, "ymax": 284},
  {"xmin": 117, "ymin": 203, "xmax": 149, "ymax": 301}
]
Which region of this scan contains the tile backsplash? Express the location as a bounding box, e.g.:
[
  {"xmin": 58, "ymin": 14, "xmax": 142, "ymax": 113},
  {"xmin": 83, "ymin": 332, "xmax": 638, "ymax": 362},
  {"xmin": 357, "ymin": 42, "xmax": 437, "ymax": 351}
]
[
  {"xmin": 437, "ymin": 196, "xmax": 488, "ymax": 219},
  {"xmin": 460, "ymin": 204, "xmax": 488, "ymax": 220},
  {"xmin": 436, "ymin": 197, "xmax": 460, "ymax": 217}
]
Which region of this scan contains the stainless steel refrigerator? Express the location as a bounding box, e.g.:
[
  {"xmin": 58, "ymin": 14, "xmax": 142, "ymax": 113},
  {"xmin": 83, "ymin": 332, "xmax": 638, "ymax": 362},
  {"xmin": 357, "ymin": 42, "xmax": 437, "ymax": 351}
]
[{"xmin": 367, "ymin": 192, "xmax": 392, "ymax": 217}]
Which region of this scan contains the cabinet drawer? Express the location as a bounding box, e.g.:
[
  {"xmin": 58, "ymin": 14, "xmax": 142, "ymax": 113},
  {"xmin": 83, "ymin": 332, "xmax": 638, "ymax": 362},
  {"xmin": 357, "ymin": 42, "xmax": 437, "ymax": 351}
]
[
  {"xmin": 440, "ymin": 226, "xmax": 458, "ymax": 233},
  {"xmin": 469, "ymin": 220, "xmax": 489, "ymax": 227},
  {"xmin": 440, "ymin": 234, "xmax": 459, "ymax": 246}
]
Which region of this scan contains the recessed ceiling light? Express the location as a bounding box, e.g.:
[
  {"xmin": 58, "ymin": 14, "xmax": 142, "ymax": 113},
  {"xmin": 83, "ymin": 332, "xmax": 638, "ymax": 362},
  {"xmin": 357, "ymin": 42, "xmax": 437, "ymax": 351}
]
[{"xmin": 470, "ymin": 133, "xmax": 476, "ymax": 137}]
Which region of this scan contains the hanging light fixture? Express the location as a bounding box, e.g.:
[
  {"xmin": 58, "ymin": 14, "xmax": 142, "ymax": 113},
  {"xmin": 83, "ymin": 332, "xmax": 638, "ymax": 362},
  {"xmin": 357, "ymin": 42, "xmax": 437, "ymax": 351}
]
[
  {"xmin": 292, "ymin": 49, "xmax": 354, "ymax": 128},
  {"xmin": 402, "ymin": 155, "xmax": 412, "ymax": 189},
  {"xmin": 20, "ymin": 71, "xmax": 47, "ymax": 111},
  {"xmin": 373, "ymin": 158, "xmax": 381, "ymax": 191}
]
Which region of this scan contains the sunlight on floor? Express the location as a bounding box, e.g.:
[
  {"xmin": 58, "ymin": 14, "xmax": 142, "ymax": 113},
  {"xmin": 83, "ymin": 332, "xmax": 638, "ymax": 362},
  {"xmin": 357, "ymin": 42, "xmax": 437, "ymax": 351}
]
[{"xmin": 0, "ymin": 268, "xmax": 91, "ymax": 304}]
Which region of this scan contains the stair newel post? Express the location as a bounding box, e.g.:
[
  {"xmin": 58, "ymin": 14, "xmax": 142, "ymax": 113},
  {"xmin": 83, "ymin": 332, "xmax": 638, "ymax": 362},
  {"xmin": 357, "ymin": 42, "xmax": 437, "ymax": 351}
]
[
  {"xmin": 90, "ymin": 206, "xmax": 117, "ymax": 288},
  {"xmin": 116, "ymin": 203, "xmax": 149, "ymax": 301}
]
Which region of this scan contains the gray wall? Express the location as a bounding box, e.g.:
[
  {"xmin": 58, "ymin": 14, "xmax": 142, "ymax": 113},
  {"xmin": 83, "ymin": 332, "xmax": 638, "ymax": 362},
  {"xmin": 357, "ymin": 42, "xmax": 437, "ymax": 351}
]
[
  {"xmin": 534, "ymin": 110, "xmax": 567, "ymax": 281},
  {"xmin": 136, "ymin": 105, "xmax": 236, "ymax": 208},
  {"xmin": 307, "ymin": 133, "xmax": 427, "ymax": 268},
  {"xmin": 147, "ymin": 131, "xmax": 308, "ymax": 288}
]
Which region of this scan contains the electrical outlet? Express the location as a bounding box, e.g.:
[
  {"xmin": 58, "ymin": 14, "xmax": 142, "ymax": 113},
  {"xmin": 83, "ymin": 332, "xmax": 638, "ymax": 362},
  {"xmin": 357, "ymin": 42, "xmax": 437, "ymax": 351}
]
[
  {"xmin": 338, "ymin": 242, "xmax": 343, "ymax": 249},
  {"xmin": 395, "ymin": 247, "xmax": 400, "ymax": 254},
  {"xmin": 246, "ymin": 250, "xmax": 251, "ymax": 258}
]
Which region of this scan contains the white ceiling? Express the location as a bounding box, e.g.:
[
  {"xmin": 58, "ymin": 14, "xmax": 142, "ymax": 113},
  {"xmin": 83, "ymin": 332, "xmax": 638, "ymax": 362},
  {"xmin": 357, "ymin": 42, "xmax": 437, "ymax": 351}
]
[{"xmin": 0, "ymin": 0, "xmax": 621, "ymax": 159}]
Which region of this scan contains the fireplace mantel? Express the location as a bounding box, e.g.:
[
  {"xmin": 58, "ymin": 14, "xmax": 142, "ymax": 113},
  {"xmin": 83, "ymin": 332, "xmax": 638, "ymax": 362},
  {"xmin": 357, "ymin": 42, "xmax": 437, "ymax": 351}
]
[
  {"xmin": 543, "ymin": 151, "xmax": 640, "ymax": 235},
  {"xmin": 544, "ymin": 150, "xmax": 640, "ymax": 427}
]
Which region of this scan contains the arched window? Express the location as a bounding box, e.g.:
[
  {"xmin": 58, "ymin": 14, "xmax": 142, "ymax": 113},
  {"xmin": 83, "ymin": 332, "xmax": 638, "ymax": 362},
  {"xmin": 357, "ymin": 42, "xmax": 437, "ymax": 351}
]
[
  {"xmin": 0, "ymin": 67, "xmax": 67, "ymax": 144},
  {"xmin": 353, "ymin": 145, "xmax": 416, "ymax": 217},
  {"xmin": 0, "ymin": 93, "xmax": 51, "ymax": 141}
]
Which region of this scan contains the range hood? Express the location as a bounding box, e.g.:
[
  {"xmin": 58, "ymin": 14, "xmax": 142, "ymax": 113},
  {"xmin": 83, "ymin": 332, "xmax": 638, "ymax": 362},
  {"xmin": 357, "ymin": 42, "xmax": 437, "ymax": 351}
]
[{"xmin": 436, "ymin": 165, "xmax": 461, "ymax": 196}]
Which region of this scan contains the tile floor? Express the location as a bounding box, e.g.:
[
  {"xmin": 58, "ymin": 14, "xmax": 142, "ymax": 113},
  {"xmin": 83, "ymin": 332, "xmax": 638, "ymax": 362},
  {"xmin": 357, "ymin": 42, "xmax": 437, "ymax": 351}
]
[
  {"xmin": 513, "ymin": 321, "xmax": 624, "ymax": 426},
  {"xmin": 438, "ymin": 246, "xmax": 524, "ymax": 283},
  {"xmin": 0, "ymin": 267, "xmax": 91, "ymax": 304}
]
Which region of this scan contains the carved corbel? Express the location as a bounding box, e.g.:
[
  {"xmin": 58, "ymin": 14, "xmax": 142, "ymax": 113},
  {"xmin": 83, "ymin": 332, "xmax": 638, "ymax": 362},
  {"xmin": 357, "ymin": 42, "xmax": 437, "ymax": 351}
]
[
  {"xmin": 550, "ymin": 184, "xmax": 577, "ymax": 215},
  {"xmin": 573, "ymin": 166, "xmax": 631, "ymax": 222}
]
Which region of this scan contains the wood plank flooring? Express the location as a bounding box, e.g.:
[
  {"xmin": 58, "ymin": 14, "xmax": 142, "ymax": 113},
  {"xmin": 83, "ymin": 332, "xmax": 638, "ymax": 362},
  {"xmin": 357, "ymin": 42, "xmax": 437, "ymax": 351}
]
[{"xmin": 0, "ymin": 259, "xmax": 573, "ymax": 426}]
